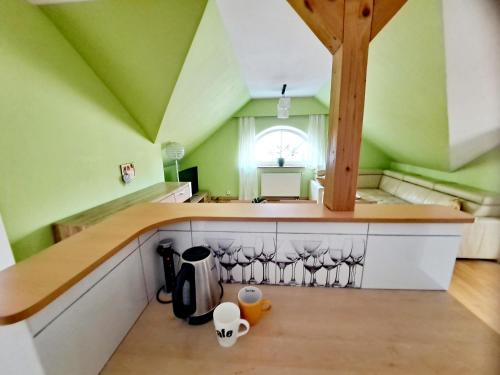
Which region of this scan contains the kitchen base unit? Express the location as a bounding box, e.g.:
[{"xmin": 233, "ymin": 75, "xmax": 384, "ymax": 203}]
[{"xmin": 0, "ymin": 203, "xmax": 473, "ymax": 374}]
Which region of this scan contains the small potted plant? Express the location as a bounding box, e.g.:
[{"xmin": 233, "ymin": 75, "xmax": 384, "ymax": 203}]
[{"xmin": 277, "ymin": 157, "xmax": 285, "ymax": 167}]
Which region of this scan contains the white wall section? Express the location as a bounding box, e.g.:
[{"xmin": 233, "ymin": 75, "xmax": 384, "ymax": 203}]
[
  {"xmin": 0, "ymin": 214, "xmax": 15, "ymax": 271},
  {"xmin": 0, "ymin": 214, "xmax": 45, "ymax": 375},
  {"xmin": 442, "ymin": 0, "xmax": 500, "ymax": 169},
  {"xmin": 216, "ymin": 0, "xmax": 332, "ymax": 98}
]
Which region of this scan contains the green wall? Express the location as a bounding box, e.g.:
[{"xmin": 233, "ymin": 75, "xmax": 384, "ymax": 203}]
[
  {"xmin": 42, "ymin": 0, "xmax": 208, "ymax": 142},
  {"xmin": 181, "ymin": 118, "xmax": 240, "ymax": 197},
  {"xmin": 180, "ymin": 116, "xmax": 314, "ymax": 198},
  {"xmin": 180, "ymin": 99, "xmax": 391, "ymax": 198},
  {"xmin": 317, "ymin": 0, "xmax": 450, "ymax": 170},
  {"xmin": 360, "ymin": 138, "xmax": 392, "ymax": 170},
  {"xmin": 392, "ymin": 146, "xmax": 500, "ymax": 194},
  {"xmin": 158, "ymin": 0, "xmax": 250, "ymax": 153},
  {"xmin": 0, "ymin": 0, "xmax": 164, "ymax": 261}
]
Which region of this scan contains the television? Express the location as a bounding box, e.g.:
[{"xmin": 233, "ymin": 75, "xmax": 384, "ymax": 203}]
[{"xmin": 179, "ymin": 166, "xmax": 199, "ymax": 194}]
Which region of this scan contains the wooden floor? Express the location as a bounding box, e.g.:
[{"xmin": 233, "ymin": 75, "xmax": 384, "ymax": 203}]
[
  {"xmin": 102, "ymin": 269, "xmax": 500, "ymax": 375},
  {"xmin": 449, "ymin": 260, "xmax": 500, "ymax": 334}
]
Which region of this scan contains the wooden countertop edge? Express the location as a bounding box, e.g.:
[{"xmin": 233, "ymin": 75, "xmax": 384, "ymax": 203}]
[{"xmin": 0, "ymin": 203, "xmax": 473, "ymax": 325}]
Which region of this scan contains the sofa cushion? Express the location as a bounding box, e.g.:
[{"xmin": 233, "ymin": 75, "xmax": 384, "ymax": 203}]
[
  {"xmin": 402, "ymin": 174, "xmax": 437, "ymax": 189},
  {"xmin": 357, "ymin": 174, "xmax": 382, "ymax": 189},
  {"xmin": 379, "ymin": 176, "xmax": 402, "ymax": 195},
  {"xmin": 393, "ymin": 182, "xmax": 432, "ymax": 204},
  {"xmin": 423, "ymin": 191, "xmax": 461, "ymax": 210},
  {"xmin": 357, "ymin": 189, "xmax": 407, "ymax": 204},
  {"xmin": 458, "ymin": 217, "xmax": 500, "ymax": 260},
  {"xmin": 383, "ymin": 170, "xmax": 405, "ymax": 180},
  {"xmin": 461, "ymin": 201, "xmax": 500, "ymax": 217},
  {"xmin": 434, "ymin": 182, "xmax": 500, "ymax": 205}
]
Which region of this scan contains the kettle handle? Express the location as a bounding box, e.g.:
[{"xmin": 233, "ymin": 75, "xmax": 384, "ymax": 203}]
[{"xmin": 173, "ymin": 263, "xmax": 196, "ymax": 319}]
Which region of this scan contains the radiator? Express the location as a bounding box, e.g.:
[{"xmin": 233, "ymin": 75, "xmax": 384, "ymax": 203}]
[{"xmin": 261, "ymin": 173, "xmax": 301, "ymax": 197}]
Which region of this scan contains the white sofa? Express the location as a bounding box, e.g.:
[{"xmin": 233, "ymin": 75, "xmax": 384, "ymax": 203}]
[{"xmin": 357, "ymin": 169, "xmax": 500, "ymax": 260}]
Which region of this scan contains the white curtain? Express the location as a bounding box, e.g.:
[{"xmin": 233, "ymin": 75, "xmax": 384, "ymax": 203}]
[
  {"xmin": 238, "ymin": 117, "xmax": 258, "ymax": 200},
  {"xmin": 306, "ymin": 114, "xmax": 327, "ymax": 171}
]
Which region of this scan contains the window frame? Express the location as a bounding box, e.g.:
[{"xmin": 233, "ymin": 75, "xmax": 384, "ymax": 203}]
[{"xmin": 254, "ymin": 126, "xmax": 308, "ymax": 168}]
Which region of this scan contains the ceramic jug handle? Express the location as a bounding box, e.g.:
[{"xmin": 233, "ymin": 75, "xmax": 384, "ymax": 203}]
[
  {"xmin": 261, "ymin": 299, "xmax": 272, "ymax": 311},
  {"xmin": 237, "ymin": 319, "xmax": 250, "ymax": 337}
]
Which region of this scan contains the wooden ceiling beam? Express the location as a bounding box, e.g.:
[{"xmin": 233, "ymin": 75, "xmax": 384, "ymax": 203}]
[
  {"xmin": 287, "ymin": 0, "xmax": 345, "ymax": 54},
  {"xmin": 370, "ymin": 0, "xmax": 407, "ymax": 40}
]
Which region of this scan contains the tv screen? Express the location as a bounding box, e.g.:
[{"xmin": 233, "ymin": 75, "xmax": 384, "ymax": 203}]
[{"xmin": 179, "ymin": 167, "xmax": 199, "ymax": 194}]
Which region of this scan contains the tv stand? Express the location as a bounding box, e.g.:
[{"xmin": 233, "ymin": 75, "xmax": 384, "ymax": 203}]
[{"xmin": 189, "ymin": 191, "xmax": 210, "ymax": 203}]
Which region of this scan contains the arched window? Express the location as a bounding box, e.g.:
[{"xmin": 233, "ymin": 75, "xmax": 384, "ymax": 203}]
[{"xmin": 255, "ymin": 126, "xmax": 308, "ymax": 167}]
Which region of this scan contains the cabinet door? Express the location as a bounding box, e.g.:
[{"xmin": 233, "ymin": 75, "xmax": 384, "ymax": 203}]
[
  {"xmin": 28, "ymin": 239, "xmax": 140, "ymax": 336},
  {"xmin": 192, "ymin": 232, "xmax": 277, "ymax": 285},
  {"xmin": 278, "ymin": 222, "xmax": 368, "ymax": 235},
  {"xmin": 362, "ymin": 235, "xmax": 460, "ymax": 290},
  {"xmin": 276, "ymin": 233, "xmax": 366, "ymax": 288},
  {"xmin": 138, "ymin": 231, "xmax": 161, "ymax": 301},
  {"xmin": 34, "ymin": 250, "xmax": 147, "ymax": 375},
  {"xmin": 159, "ymin": 194, "xmax": 176, "ymax": 203},
  {"xmin": 174, "ymin": 184, "xmax": 192, "ymax": 202}
]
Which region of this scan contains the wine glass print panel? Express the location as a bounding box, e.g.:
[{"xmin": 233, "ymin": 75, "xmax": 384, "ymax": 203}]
[
  {"xmin": 276, "ymin": 234, "xmax": 367, "ymax": 288},
  {"xmin": 192, "ymin": 232, "xmax": 277, "ymax": 285}
]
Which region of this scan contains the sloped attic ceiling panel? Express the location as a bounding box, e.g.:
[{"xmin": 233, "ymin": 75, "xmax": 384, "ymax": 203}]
[
  {"xmin": 42, "ymin": 0, "xmax": 208, "ymax": 142},
  {"xmin": 157, "ymin": 0, "xmax": 250, "ymax": 153},
  {"xmin": 215, "ymin": 0, "xmax": 332, "ymax": 98},
  {"xmin": 442, "ymin": 0, "xmax": 500, "ymax": 170},
  {"xmin": 316, "ymin": 0, "xmax": 450, "ymax": 171}
]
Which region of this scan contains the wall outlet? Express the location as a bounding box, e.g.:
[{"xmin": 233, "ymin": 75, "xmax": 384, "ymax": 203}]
[{"xmin": 226, "ymin": 190, "xmax": 231, "ymax": 196}]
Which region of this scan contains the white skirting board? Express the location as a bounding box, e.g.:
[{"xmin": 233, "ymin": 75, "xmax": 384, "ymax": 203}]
[{"xmin": 261, "ymin": 173, "xmax": 301, "ymax": 197}]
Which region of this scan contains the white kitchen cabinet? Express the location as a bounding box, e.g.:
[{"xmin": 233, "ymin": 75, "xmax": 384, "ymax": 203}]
[
  {"xmin": 368, "ymin": 223, "xmax": 463, "ymax": 236},
  {"xmin": 138, "ymin": 231, "xmax": 161, "ymax": 301},
  {"xmin": 192, "ymin": 232, "xmax": 277, "ymax": 284},
  {"xmin": 174, "ymin": 183, "xmax": 192, "ymax": 202},
  {"xmin": 27, "ymin": 239, "xmax": 140, "ymax": 336},
  {"xmin": 362, "ymin": 235, "xmax": 461, "ymax": 290},
  {"xmin": 34, "ymin": 250, "xmax": 148, "ymax": 375},
  {"xmin": 278, "ymin": 221, "xmax": 368, "ymax": 235},
  {"xmin": 191, "ymin": 220, "xmax": 276, "ymax": 233},
  {"xmin": 158, "ymin": 194, "xmax": 176, "ymax": 203},
  {"xmin": 276, "ymin": 233, "xmax": 366, "ymax": 288}
]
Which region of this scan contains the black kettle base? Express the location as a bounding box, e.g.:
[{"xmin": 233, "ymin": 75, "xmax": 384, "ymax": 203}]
[{"xmin": 187, "ymin": 310, "xmax": 214, "ymax": 325}]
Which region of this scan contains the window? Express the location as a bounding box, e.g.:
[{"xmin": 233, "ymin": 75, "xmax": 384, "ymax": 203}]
[{"xmin": 255, "ymin": 126, "xmax": 308, "ymax": 167}]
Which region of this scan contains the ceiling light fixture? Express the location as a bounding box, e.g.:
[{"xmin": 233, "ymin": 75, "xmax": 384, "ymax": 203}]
[{"xmin": 277, "ymin": 84, "xmax": 291, "ymax": 119}]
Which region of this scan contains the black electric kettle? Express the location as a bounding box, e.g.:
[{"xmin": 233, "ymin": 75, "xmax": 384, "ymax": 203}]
[{"xmin": 173, "ymin": 246, "xmax": 223, "ymax": 325}]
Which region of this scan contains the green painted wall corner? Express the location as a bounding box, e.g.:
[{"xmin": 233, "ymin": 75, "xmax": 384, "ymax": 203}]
[{"xmin": 0, "ymin": 0, "xmax": 164, "ymax": 261}]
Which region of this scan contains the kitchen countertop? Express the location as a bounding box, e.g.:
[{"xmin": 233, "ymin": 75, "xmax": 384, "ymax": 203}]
[
  {"xmin": 101, "ymin": 284, "xmax": 500, "ymax": 374},
  {"xmin": 0, "ymin": 203, "xmax": 473, "ymax": 325}
]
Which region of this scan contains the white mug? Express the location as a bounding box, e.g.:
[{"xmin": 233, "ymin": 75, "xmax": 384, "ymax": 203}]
[{"xmin": 213, "ymin": 302, "xmax": 250, "ymax": 348}]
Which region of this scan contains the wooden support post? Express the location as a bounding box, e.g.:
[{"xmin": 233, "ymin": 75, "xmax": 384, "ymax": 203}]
[
  {"xmin": 288, "ymin": 0, "xmax": 406, "ymax": 211},
  {"xmin": 324, "ymin": 0, "xmax": 373, "ymax": 211}
]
